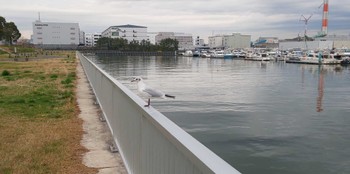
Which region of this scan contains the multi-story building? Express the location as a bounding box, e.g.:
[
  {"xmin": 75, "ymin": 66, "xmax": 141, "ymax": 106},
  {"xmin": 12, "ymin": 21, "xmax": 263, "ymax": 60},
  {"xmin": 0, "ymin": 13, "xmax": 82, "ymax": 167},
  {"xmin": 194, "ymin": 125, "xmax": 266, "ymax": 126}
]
[
  {"xmin": 32, "ymin": 20, "xmax": 80, "ymax": 48},
  {"xmin": 195, "ymin": 36, "xmax": 205, "ymax": 47},
  {"xmin": 84, "ymin": 33, "xmax": 93, "ymax": 47},
  {"xmin": 147, "ymin": 32, "xmax": 158, "ymax": 45},
  {"xmin": 79, "ymin": 31, "xmax": 85, "ymax": 46},
  {"xmin": 155, "ymin": 32, "xmax": 194, "ymax": 50},
  {"xmin": 208, "ymin": 35, "xmax": 224, "ymax": 48},
  {"xmin": 209, "ymin": 33, "xmax": 251, "ymax": 49},
  {"xmin": 84, "ymin": 33, "xmax": 101, "ymax": 47},
  {"xmin": 155, "ymin": 32, "xmax": 175, "ymax": 44},
  {"xmin": 174, "ymin": 33, "xmax": 194, "ymax": 50},
  {"xmin": 101, "ymin": 24, "xmax": 148, "ymax": 43}
]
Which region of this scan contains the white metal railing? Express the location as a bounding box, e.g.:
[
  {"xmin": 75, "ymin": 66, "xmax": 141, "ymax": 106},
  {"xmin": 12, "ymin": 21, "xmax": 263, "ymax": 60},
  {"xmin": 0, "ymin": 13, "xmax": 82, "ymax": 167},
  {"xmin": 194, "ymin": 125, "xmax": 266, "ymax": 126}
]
[{"xmin": 77, "ymin": 52, "xmax": 241, "ymax": 174}]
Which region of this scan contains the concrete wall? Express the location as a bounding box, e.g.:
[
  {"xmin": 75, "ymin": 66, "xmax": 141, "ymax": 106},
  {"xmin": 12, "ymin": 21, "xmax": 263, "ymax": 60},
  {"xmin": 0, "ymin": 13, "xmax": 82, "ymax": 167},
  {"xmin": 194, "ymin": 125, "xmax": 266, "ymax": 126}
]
[
  {"xmin": 333, "ymin": 41, "xmax": 350, "ymax": 49},
  {"xmin": 279, "ymin": 41, "xmax": 333, "ymax": 50}
]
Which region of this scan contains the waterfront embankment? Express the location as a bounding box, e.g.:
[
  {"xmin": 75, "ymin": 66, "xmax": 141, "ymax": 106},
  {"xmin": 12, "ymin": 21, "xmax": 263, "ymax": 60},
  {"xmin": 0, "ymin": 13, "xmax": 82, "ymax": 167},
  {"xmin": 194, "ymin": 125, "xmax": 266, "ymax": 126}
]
[{"xmin": 76, "ymin": 57, "xmax": 127, "ymax": 173}]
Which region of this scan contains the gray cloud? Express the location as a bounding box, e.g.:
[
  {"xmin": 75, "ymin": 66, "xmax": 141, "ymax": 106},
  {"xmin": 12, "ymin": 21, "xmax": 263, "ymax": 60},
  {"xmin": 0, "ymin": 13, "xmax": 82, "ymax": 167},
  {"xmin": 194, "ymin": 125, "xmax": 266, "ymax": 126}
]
[{"xmin": 1, "ymin": 0, "xmax": 349, "ymax": 40}]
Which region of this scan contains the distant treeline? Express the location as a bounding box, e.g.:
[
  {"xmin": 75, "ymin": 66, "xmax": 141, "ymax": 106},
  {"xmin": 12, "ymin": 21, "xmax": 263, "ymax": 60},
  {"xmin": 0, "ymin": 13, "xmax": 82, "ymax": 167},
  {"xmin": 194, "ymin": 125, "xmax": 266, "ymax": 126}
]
[{"xmin": 95, "ymin": 37, "xmax": 179, "ymax": 51}]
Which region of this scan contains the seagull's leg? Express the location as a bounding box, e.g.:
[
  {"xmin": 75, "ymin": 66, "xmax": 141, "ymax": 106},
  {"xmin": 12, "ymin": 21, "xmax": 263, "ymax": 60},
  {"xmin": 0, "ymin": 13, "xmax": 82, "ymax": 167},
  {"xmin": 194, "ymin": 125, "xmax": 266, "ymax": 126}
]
[{"xmin": 144, "ymin": 98, "xmax": 151, "ymax": 107}]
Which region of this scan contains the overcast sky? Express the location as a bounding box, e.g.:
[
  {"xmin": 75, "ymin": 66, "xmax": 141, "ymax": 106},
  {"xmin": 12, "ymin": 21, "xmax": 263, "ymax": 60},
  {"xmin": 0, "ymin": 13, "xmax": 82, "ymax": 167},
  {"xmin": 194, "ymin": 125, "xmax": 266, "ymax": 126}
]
[{"xmin": 1, "ymin": 0, "xmax": 349, "ymax": 41}]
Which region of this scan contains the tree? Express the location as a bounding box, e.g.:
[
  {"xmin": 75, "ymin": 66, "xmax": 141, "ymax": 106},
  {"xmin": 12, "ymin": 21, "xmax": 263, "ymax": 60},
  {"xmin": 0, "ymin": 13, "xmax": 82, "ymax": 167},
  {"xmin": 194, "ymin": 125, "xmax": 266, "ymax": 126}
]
[
  {"xmin": 0, "ymin": 16, "xmax": 21, "ymax": 45},
  {"xmin": 159, "ymin": 38, "xmax": 179, "ymax": 51},
  {"xmin": 0, "ymin": 16, "xmax": 6, "ymax": 40}
]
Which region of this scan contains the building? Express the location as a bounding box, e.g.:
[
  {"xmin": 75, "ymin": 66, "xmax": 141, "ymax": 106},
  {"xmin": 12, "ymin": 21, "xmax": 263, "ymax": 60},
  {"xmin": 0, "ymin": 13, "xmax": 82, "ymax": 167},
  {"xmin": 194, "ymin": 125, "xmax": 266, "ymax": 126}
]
[
  {"xmin": 279, "ymin": 34, "xmax": 350, "ymax": 50},
  {"xmin": 84, "ymin": 33, "xmax": 101, "ymax": 47},
  {"xmin": 174, "ymin": 33, "xmax": 194, "ymax": 50},
  {"xmin": 101, "ymin": 24, "xmax": 148, "ymax": 43},
  {"xmin": 79, "ymin": 31, "xmax": 85, "ymax": 46},
  {"xmin": 208, "ymin": 33, "xmax": 251, "ymax": 49},
  {"xmin": 147, "ymin": 32, "xmax": 158, "ymax": 44},
  {"xmin": 254, "ymin": 37, "xmax": 279, "ymax": 48},
  {"xmin": 195, "ymin": 36, "xmax": 205, "ymax": 47},
  {"xmin": 32, "ymin": 20, "xmax": 80, "ymax": 49},
  {"xmin": 155, "ymin": 32, "xmax": 194, "ymax": 50}
]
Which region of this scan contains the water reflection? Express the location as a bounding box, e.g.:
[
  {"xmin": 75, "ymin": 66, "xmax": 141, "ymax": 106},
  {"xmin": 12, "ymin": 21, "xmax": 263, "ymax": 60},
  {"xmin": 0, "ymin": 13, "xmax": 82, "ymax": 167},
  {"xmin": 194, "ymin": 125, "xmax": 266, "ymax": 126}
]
[{"xmin": 317, "ymin": 66, "xmax": 325, "ymax": 112}]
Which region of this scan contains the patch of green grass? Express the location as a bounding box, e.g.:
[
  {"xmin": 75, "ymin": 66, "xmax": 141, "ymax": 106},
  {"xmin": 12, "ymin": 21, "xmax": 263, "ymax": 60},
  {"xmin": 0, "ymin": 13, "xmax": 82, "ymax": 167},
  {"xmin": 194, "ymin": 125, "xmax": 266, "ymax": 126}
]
[
  {"xmin": 0, "ymin": 86, "xmax": 73, "ymax": 119},
  {"xmin": 0, "ymin": 167, "xmax": 13, "ymax": 174},
  {"xmin": 61, "ymin": 78, "xmax": 72, "ymax": 85},
  {"xmin": 42, "ymin": 140, "xmax": 64, "ymax": 154},
  {"xmin": 50, "ymin": 74, "xmax": 58, "ymax": 79}
]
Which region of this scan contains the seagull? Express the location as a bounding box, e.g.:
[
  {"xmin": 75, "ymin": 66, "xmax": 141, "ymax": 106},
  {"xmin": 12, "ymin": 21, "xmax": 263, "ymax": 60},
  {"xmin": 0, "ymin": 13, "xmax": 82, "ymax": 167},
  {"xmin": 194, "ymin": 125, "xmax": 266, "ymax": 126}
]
[{"xmin": 131, "ymin": 76, "xmax": 175, "ymax": 107}]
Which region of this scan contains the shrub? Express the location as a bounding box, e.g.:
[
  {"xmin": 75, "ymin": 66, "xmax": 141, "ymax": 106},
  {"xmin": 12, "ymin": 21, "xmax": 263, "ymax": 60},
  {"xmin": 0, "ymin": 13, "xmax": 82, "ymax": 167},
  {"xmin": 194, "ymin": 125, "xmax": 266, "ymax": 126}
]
[{"xmin": 2, "ymin": 70, "xmax": 10, "ymax": 76}]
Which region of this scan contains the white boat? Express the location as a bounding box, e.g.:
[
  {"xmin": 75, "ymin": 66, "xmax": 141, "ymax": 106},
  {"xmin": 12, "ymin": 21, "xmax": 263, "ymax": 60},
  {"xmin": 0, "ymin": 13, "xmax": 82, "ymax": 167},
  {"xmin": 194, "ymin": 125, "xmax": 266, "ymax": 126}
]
[
  {"xmin": 211, "ymin": 50, "xmax": 225, "ymax": 58},
  {"xmin": 252, "ymin": 52, "xmax": 271, "ymax": 61},
  {"xmin": 193, "ymin": 50, "xmax": 200, "ymax": 57},
  {"xmin": 183, "ymin": 50, "xmax": 193, "ymax": 57},
  {"xmin": 286, "ymin": 51, "xmax": 341, "ymax": 65},
  {"xmin": 286, "ymin": 50, "xmax": 304, "ymax": 61},
  {"xmin": 245, "ymin": 50, "xmax": 255, "ymax": 60}
]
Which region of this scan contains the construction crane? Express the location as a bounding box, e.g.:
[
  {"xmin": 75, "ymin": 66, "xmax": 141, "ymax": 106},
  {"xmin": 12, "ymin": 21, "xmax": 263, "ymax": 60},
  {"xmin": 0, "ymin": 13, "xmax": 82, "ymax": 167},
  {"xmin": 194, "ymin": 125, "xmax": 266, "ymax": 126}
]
[{"xmin": 314, "ymin": 0, "xmax": 329, "ymax": 38}]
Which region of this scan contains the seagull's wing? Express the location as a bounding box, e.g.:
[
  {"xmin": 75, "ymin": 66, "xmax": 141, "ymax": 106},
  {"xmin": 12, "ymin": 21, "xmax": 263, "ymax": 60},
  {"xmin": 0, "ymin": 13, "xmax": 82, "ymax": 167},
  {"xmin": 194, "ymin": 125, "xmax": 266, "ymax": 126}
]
[{"xmin": 143, "ymin": 86, "xmax": 164, "ymax": 97}]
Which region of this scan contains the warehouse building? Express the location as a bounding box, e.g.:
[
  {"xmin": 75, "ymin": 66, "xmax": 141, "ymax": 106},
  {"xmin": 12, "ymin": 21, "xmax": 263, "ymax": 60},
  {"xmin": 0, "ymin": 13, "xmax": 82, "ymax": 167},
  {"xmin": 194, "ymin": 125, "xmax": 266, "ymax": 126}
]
[{"xmin": 32, "ymin": 20, "xmax": 80, "ymax": 49}]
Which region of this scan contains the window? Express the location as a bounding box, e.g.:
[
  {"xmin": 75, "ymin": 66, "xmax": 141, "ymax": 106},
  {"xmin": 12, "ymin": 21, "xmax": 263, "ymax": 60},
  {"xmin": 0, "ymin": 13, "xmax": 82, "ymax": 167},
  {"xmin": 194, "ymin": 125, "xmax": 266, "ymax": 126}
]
[
  {"xmin": 37, "ymin": 37, "xmax": 42, "ymax": 40},
  {"xmin": 70, "ymin": 32, "xmax": 75, "ymax": 35},
  {"xmin": 37, "ymin": 27, "xmax": 42, "ymax": 29},
  {"xmin": 70, "ymin": 27, "xmax": 75, "ymax": 30},
  {"xmin": 37, "ymin": 32, "xmax": 42, "ymax": 35},
  {"xmin": 71, "ymin": 37, "xmax": 76, "ymax": 40}
]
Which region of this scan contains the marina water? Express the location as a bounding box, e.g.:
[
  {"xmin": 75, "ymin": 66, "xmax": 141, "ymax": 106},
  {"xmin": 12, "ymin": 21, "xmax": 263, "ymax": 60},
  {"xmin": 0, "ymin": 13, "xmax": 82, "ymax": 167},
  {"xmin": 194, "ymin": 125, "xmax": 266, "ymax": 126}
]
[{"xmin": 88, "ymin": 55, "xmax": 350, "ymax": 174}]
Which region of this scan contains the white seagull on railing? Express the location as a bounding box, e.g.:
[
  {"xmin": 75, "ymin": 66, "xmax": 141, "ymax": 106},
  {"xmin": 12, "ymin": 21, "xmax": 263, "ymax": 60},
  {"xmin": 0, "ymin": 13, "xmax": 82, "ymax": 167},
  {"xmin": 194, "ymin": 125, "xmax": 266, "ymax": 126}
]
[{"xmin": 131, "ymin": 76, "xmax": 175, "ymax": 107}]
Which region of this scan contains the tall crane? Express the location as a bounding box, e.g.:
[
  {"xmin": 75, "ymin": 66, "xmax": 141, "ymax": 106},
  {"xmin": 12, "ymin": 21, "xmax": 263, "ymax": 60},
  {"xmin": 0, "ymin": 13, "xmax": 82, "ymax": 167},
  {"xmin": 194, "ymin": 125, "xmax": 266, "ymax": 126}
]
[{"xmin": 315, "ymin": 0, "xmax": 329, "ymax": 38}]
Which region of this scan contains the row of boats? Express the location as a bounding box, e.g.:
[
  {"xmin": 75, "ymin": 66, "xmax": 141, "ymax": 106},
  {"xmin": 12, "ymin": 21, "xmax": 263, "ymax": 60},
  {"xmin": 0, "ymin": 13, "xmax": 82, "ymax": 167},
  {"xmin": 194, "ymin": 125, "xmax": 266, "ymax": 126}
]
[{"xmin": 180, "ymin": 49, "xmax": 350, "ymax": 65}]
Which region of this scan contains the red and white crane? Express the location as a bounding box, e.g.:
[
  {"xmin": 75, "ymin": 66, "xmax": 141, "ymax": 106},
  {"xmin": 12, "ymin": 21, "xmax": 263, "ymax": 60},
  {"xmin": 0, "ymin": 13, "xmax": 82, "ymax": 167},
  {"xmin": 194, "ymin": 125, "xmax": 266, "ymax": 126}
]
[{"xmin": 321, "ymin": 0, "xmax": 329, "ymax": 36}]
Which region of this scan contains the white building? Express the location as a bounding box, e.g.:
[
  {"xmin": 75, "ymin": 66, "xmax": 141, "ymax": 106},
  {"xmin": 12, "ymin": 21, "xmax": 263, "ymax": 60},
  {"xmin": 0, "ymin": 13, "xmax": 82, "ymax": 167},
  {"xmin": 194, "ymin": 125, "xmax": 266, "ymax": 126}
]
[
  {"xmin": 175, "ymin": 33, "xmax": 194, "ymax": 50},
  {"xmin": 155, "ymin": 32, "xmax": 194, "ymax": 50},
  {"xmin": 101, "ymin": 24, "xmax": 148, "ymax": 43},
  {"xmin": 209, "ymin": 33, "xmax": 251, "ymax": 49},
  {"xmin": 79, "ymin": 31, "xmax": 85, "ymax": 45},
  {"xmin": 195, "ymin": 36, "xmax": 205, "ymax": 47},
  {"xmin": 147, "ymin": 32, "xmax": 158, "ymax": 45},
  {"xmin": 32, "ymin": 20, "xmax": 80, "ymax": 48},
  {"xmin": 84, "ymin": 33, "xmax": 101, "ymax": 47}
]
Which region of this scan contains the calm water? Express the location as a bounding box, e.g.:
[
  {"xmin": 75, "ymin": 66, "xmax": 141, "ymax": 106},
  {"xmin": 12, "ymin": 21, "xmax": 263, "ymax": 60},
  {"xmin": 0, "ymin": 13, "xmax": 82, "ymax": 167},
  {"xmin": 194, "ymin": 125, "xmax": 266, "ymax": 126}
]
[{"xmin": 89, "ymin": 55, "xmax": 350, "ymax": 174}]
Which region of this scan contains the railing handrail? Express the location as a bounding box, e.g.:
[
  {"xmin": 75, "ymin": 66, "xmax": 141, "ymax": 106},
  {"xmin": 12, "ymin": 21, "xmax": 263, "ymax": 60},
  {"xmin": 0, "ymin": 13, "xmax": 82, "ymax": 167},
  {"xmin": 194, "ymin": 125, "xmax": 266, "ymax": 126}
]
[{"xmin": 78, "ymin": 52, "xmax": 241, "ymax": 174}]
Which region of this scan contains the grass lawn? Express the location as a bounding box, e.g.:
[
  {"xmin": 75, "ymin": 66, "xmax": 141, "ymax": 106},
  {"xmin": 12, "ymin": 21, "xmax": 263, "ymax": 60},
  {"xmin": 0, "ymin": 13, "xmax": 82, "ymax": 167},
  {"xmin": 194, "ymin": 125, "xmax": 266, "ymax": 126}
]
[{"xmin": 0, "ymin": 53, "xmax": 96, "ymax": 174}]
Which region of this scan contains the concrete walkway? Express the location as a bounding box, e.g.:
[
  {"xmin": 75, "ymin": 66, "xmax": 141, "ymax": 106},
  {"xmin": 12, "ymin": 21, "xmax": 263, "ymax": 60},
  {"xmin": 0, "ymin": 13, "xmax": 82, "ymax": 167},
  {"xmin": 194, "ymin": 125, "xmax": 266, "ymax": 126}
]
[{"xmin": 76, "ymin": 59, "xmax": 127, "ymax": 174}]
